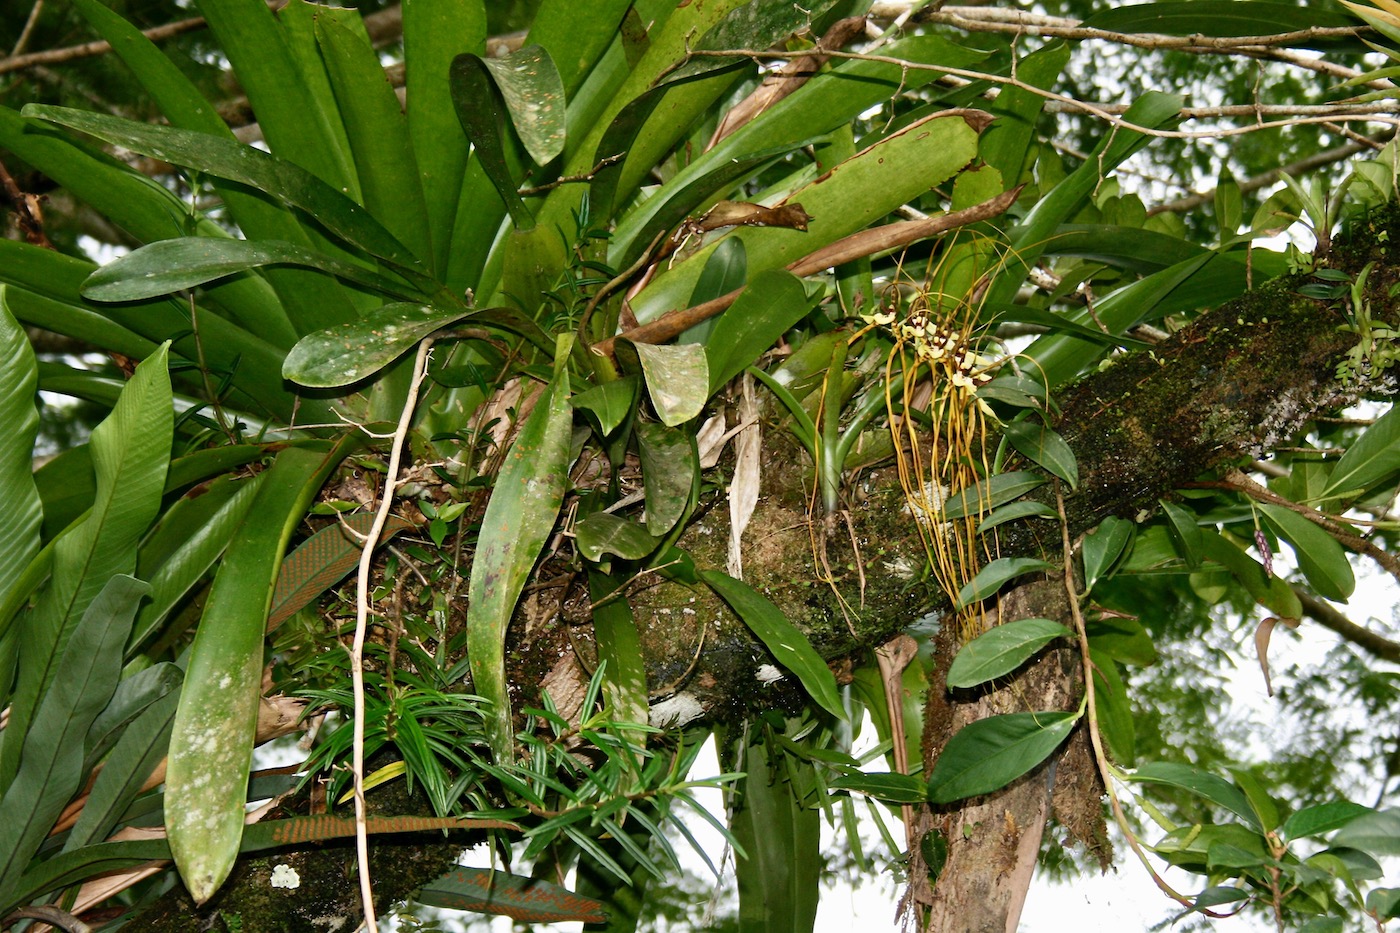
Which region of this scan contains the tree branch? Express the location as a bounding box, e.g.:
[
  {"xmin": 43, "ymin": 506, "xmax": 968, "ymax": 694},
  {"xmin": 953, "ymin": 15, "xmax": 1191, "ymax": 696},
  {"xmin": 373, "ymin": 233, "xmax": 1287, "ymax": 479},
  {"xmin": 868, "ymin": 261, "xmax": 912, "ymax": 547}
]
[{"xmin": 1295, "ymin": 589, "xmax": 1400, "ymax": 663}]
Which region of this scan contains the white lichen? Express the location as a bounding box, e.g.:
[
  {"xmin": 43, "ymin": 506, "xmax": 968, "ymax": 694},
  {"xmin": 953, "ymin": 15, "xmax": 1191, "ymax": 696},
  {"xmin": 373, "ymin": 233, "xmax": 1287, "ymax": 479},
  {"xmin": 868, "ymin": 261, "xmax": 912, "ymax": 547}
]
[{"xmin": 270, "ymin": 863, "xmax": 300, "ymax": 889}]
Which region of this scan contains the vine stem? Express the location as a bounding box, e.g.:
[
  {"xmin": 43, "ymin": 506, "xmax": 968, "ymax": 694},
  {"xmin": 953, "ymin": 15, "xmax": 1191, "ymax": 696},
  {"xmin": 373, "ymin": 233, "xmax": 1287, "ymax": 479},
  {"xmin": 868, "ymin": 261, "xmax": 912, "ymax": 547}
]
[
  {"xmin": 1053, "ymin": 482, "xmax": 1229, "ymax": 917},
  {"xmin": 351, "ymin": 338, "xmax": 435, "ymax": 933}
]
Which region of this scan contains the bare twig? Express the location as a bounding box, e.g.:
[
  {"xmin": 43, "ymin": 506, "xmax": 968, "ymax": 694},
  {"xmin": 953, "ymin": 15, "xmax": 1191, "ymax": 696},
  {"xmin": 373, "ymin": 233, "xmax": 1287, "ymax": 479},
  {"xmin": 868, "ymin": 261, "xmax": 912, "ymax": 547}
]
[
  {"xmin": 350, "ymin": 338, "xmax": 435, "ymax": 933},
  {"xmin": 11, "ymin": 0, "xmax": 44, "ymax": 58},
  {"xmin": 0, "ymin": 14, "xmax": 209, "ymax": 76},
  {"xmin": 593, "ymin": 183, "xmax": 1020, "ymax": 359}
]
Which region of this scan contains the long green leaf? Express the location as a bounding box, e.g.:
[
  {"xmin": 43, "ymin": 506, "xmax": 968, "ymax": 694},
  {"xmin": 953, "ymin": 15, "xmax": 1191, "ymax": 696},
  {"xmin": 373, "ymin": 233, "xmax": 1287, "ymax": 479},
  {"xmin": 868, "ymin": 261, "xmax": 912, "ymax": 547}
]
[
  {"xmin": 283, "ymin": 302, "xmax": 475, "ymax": 388},
  {"xmin": 165, "ymin": 444, "xmax": 344, "ymax": 903},
  {"xmin": 1259, "ymin": 504, "xmax": 1356, "ymax": 601},
  {"xmin": 0, "ymin": 574, "xmax": 149, "ymax": 895},
  {"xmin": 450, "ymin": 52, "xmax": 536, "ymax": 229},
  {"xmin": 946, "ymin": 618, "xmax": 1072, "ymax": 688},
  {"xmin": 1082, "ymin": 2, "xmax": 1354, "ymax": 37},
  {"xmin": 466, "ymin": 344, "xmax": 574, "ymax": 760},
  {"xmin": 69, "ymin": 0, "xmax": 359, "ymax": 334},
  {"xmin": 927, "ymin": 710, "xmax": 1080, "ymax": 803},
  {"xmin": 82, "ymin": 238, "xmax": 422, "ymax": 303},
  {"xmin": 955, "ymin": 557, "xmax": 1058, "ymax": 609},
  {"xmin": 1283, "ymin": 801, "xmax": 1372, "ymax": 841},
  {"xmin": 705, "ymin": 269, "xmax": 813, "ymax": 393},
  {"xmin": 629, "ymin": 109, "xmax": 986, "ymax": 322},
  {"xmin": 1128, "ymin": 762, "xmax": 1262, "ymax": 831},
  {"xmin": 23, "ymin": 105, "xmax": 420, "ymax": 270},
  {"xmin": 588, "ymin": 571, "xmax": 650, "ymax": 736},
  {"xmin": 0, "ymin": 294, "xmax": 42, "ymax": 604},
  {"xmin": 316, "ymin": 14, "xmax": 432, "ymax": 262},
  {"xmin": 1319, "ymin": 403, "xmax": 1400, "ymax": 501},
  {"xmin": 942, "ymin": 471, "xmax": 1047, "ymax": 520},
  {"xmin": 699, "ymin": 570, "xmax": 844, "ymax": 720},
  {"xmin": 403, "ymin": 0, "xmax": 486, "ymax": 276},
  {"xmin": 1003, "ymin": 419, "xmax": 1079, "ymax": 489},
  {"xmin": 0, "ymin": 344, "xmax": 172, "ymax": 790},
  {"xmin": 732, "ymin": 733, "xmax": 822, "ymax": 933},
  {"xmin": 418, "ymin": 867, "xmax": 608, "ymax": 922}
]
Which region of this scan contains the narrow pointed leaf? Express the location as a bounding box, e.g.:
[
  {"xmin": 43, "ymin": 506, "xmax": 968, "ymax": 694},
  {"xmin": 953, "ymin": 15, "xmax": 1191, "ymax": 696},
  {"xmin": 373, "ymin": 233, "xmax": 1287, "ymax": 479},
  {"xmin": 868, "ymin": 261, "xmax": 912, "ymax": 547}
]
[
  {"xmin": 705, "ymin": 269, "xmax": 812, "ymax": 393},
  {"xmin": 1127, "ymin": 762, "xmax": 1262, "ymax": 831},
  {"xmin": 0, "ymin": 574, "xmax": 148, "ymax": 892},
  {"xmin": 449, "ymin": 53, "xmax": 533, "ymax": 228},
  {"xmin": 1004, "ymin": 419, "xmax": 1079, "ymax": 489},
  {"xmin": 943, "ymin": 472, "xmax": 1047, "ymax": 520},
  {"xmin": 467, "ymin": 345, "xmax": 573, "ymax": 760},
  {"xmin": 283, "ymin": 302, "xmax": 475, "ymax": 387},
  {"xmin": 927, "ymin": 710, "xmax": 1080, "ymax": 803},
  {"xmin": 946, "ymin": 618, "xmax": 1072, "ymax": 688},
  {"xmin": 955, "ymin": 557, "xmax": 1057, "ymax": 609},
  {"xmin": 1283, "ymin": 801, "xmax": 1372, "ymax": 840},
  {"xmin": 82, "ymin": 238, "xmax": 419, "ymax": 303},
  {"xmin": 1082, "ymin": 515, "xmax": 1133, "ymax": 593},
  {"xmin": 700, "ymin": 570, "xmax": 844, "ymax": 720},
  {"xmin": 418, "ymin": 867, "xmax": 607, "ymax": 922},
  {"xmin": 1319, "ymin": 404, "xmax": 1400, "ymax": 500},
  {"xmin": 166, "ymin": 444, "xmax": 343, "ymax": 903},
  {"xmin": 0, "ymin": 294, "xmax": 42, "ymax": 604},
  {"xmin": 22, "ymin": 105, "xmax": 420, "ymax": 269}
]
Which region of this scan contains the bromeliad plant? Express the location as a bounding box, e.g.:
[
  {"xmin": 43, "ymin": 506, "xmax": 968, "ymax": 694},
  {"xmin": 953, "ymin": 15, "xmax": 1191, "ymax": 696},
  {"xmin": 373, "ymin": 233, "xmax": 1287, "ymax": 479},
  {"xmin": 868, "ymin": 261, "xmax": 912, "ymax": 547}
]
[{"xmin": 3, "ymin": 0, "xmax": 1400, "ymax": 930}]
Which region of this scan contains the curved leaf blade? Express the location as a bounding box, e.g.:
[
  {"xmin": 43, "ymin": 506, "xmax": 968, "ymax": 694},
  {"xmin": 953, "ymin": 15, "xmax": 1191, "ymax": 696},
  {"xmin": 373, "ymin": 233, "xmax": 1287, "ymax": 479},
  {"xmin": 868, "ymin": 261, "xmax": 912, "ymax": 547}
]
[
  {"xmin": 1259, "ymin": 504, "xmax": 1355, "ymax": 601},
  {"xmin": 1319, "ymin": 403, "xmax": 1400, "ymax": 501},
  {"xmin": 1003, "ymin": 419, "xmax": 1079, "ymax": 489},
  {"xmin": 166, "ymin": 445, "xmax": 342, "ymax": 903},
  {"xmin": 946, "ymin": 618, "xmax": 1072, "ymax": 688},
  {"xmin": 82, "ymin": 238, "xmax": 418, "ymax": 303},
  {"xmin": 927, "ymin": 710, "xmax": 1080, "ymax": 803},
  {"xmin": 955, "ymin": 557, "xmax": 1057, "ymax": 609},
  {"xmin": 699, "ymin": 569, "xmax": 844, "ymax": 721},
  {"xmin": 419, "ymin": 867, "xmax": 607, "ymax": 922},
  {"xmin": 466, "ymin": 346, "xmax": 573, "ymax": 760},
  {"xmin": 283, "ymin": 302, "xmax": 474, "ymax": 388},
  {"xmin": 0, "ymin": 293, "xmax": 42, "ymax": 606}
]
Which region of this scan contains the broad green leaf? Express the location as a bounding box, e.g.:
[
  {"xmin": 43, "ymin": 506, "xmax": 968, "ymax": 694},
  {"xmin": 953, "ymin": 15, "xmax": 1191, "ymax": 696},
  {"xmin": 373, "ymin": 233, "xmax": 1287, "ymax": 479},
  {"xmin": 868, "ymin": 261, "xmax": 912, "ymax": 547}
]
[
  {"xmin": 700, "ymin": 570, "xmax": 844, "ymax": 721},
  {"xmin": 1195, "ymin": 886, "xmax": 1249, "ymax": 909},
  {"xmin": 572, "ymin": 377, "xmax": 639, "ymax": 437},
  {"xmin": 731, "ymin": 732, "xmax": 821, "ymax": 933},
  {"xmin": 1086, "ymin": 616, "xmax": 1157, "ymax": 667},
  {"xmin": 1330, "ymin": 808, "xmax": 1400, "ymax": 856},
  {"xmin": 829, "ymin": 772, "xmax": 929, "ymax": 805},
  {"xmin": 0, "ymin": 294, "xmax": 41, "ymax": 605},
  {"xmin": 64, "ymin": 687, "xmax": 179, "ymax": 852},
  {"xmin": 576, "ymin": 513, "xmax": 660, "ymax": 562},
  {"xmin": 611, "ymin": 35, "xmax": 991, "ymax": 264},
  {"xmin": 1128, "ymin": 762, "xmax": 1262, "ymax": 831},
  {"xmin": 980, "ymin": 42, "xmax": 1070, "ymax": 185},
  {"xmin": 682, "ymin": 236, "xmax": 747, "ymax": 346},
  {"xmin": 0, "ymin": 573, "xmax": 148, "ymax": 893},
  {"xmin": 946, "ymin": 618, "xmax": 1071, "ymax": 688},
  {"xmin": 23, "ymin": 106, "xmax": 420, "ymax": 270},
  {"xmin": 1091, "ymin": 648, "xmax": 1135, "ymax": 765},
  {"xmin": 588, "ymin": 570, "xmax": 650, "ymax": 741},
  {"xmin": 0, "ymin": 344, "xmax": 172, "ymax": 791},
  {"xmin": 1082, "ymin": 2, "xmax": 1354, "ymax": 37},
  {"xmin": 1259, "ymin": 504, "xmax": 1355, "ymax": 601},
  {"xmin": 955, "ymin": 557, "xmax": 1058, "ymax": 609},
  {"xmin": 82, "ymin": 237, "xmax": 419, "ymax": 303},
  {"xmin": 705, "ymin": 270, "xmax": 814, "ymax": 393},
  {"xmin": 1228, "ymin": 767, "xmax": 1281, "ymax": 834},
  {"xmin": 403, "ymin": 0, "xmax": 485, "ymax": 275},
  {"xmin": 69, "ymin": 0, "xmax": 359, "ymax": 333},
  {"xmin": 450, "ymin": 52, "xmax": 535, "ymax": 228},
  {"xmin": 1082, "ymin": 515, "xmax": 1133, "ymax": 593},
  {"xmin": 418, "ymin": 867, "xmax": 607, "ymax": 922},
  {"xmin": 976, "ymin": 500, "xmax": 1058, "ymax": 534},
  {"xmin": 466, "ymin": 345, "xmax": 574, "ymax": 760},
  {"xmin": 987, "ymin": 304, "xmax": 1154, "ymax": 350},
  {"xmin": 927, "ymin": 710, "xmax": 1080, "ymax": 803},
  {"xmin": 1283, "ymin": 801, "xmax": 1372, "ymax": 840},
  {"xmin": 316, "ymin": 14, "xmax": 433, "ymax": 263},
  {"xmin": 628, "ymin": 107, "xmax": 986, "ymax": 323},
  {"xmin": 1003, "ymin": 419, "xmax": 1079, "ymax": 489},
  {"xmin": 1319, "ymin": 404, "xmax": 1400, "ymax": 500},
  {"xmin": 166, "ymin": 444, "xmax": 343, "ymax": 903},
  {"xmin": 635, "ymin": 422, "xmax": 699, "ymax": 536},
  {"xmin": 633, "ymin": 342, "xmax": 709, "ymax": 426},
  {"xmin": 283, "ymin": 302, "xmax": 475, "ymax": 388},
  {"xmin": 1199, "ymin": 529, "xmax": 1302, "ymax": 618},
  {"xmin": 1367, "ymin": 887, "xmax": 1400, "ymax": 920},
  {"xmin": 478, "ymin": 46, "xmax": 568, "ymax": 166},
  {"xmin": 943, "ymin": 472, "xmax": 1048, "ymax": 521},
  {"xmin": 1160, "ymin": 499, "xmax": 1204, "ymax": 568},
  {"xmin": 192, "ymin": 0, "xmax": 356, "ymax": 195},
  {"xmin": 267, "ymin": 513, "xmax": 416, "ymax": 632},
  {"xmin": 82, "ymin": 661, "xmax": 181, "ymax": 774}
]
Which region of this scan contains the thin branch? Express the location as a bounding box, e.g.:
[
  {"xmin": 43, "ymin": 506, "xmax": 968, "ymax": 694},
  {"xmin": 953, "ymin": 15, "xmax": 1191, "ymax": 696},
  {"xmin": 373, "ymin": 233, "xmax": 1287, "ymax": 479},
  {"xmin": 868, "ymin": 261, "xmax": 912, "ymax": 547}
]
[
  {"xmin": 1294, "ymin": 588, "xmax": 1400, "ymax": 664},
  {"xmin": 0, "ymin": 14, "xmax": 210, "ymax": 76},
  {"xmin": 1150, "ymin": 135, "xmax": 1389, "ymax": 215},
  {"xmin": 11, "ymin": 0, "xmax": 44, "ymax": 58},
  {"xmin": 350, "ymin": 338, "xmax": 435, "ymax": 933},
  {"xmin": 593, "ymin": 184, "xmax": 1019, "ymax": 360}
]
